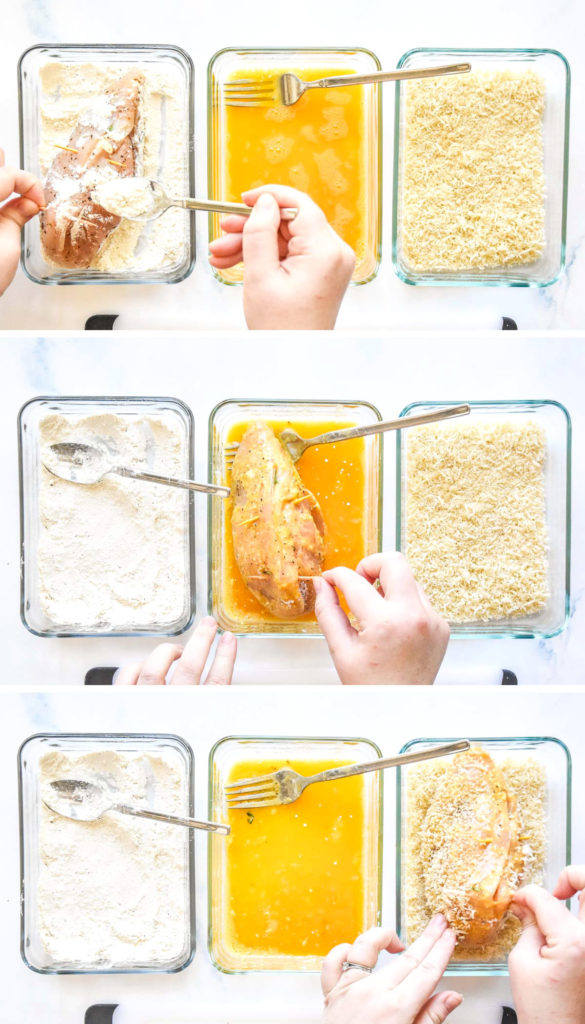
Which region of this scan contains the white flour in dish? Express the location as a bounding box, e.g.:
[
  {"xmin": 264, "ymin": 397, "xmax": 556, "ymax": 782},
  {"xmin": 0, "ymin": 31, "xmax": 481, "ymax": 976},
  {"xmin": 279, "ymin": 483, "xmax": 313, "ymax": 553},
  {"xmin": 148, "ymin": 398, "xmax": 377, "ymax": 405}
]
[
  {"xmin": 38, "ymin": 411, "xmax": 189, "ymax": 630},
  {"xmin": 38, "ymin": 748, "xmax": 190, "ymax": 967},
  {"xmin": 38, "ymin": 60, "xmax": 189, "ymax": 273}
]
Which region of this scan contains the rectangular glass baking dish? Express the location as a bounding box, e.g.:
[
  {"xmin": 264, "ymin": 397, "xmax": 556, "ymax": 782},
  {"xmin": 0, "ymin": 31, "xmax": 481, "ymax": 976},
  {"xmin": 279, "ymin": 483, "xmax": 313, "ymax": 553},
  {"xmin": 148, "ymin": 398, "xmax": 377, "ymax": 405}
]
[
  {"xmin": 18, "ymin": 395, "xmax": 196, "ymax": 637},
  {"xmin": 392, "ymin": 48, "xmax": 570, "ymax": 286},
  {"xmin": 396, "ymin": 400, "xmax": 571, "ymax": 638},
  {"xmin": 208, "ymin": 47, "xmax": 382, "ymax": 285},
  {"xmin": 18, "ymin": 43, "xmax": 195, "ymax": 285},
  {"xmin": 208, "ymin": 735, "xmax": 383, "ymax": 972},
  {"xmin": 19, "ymin": 732, "xmax": 196, "ymax": 974},
  {"xmin": 396, "ymin": 736, "xmax": 571, "ymax": 976},
  {"xmin": 208, "ymin": 398, "xmax": 383, "ymax": 636}
]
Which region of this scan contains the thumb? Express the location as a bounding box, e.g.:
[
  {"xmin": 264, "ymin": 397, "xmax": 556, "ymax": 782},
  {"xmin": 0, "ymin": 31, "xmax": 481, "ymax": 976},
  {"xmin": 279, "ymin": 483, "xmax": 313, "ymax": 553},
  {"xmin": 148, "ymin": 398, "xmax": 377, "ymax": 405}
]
[
  {"xmin": 510, "ymin": 904, "xmax": 546, "ymax": 959},
  {"xmin": 242, "ymin": 192, "xmax": 281, "ymax": 281},
  {"xmin": 314, "ymin": 576, "xmax": 355, "ymax": 657},
  {"xmin": 414, "ymin": 991, "xmax": 463, "ymax": 1024}
]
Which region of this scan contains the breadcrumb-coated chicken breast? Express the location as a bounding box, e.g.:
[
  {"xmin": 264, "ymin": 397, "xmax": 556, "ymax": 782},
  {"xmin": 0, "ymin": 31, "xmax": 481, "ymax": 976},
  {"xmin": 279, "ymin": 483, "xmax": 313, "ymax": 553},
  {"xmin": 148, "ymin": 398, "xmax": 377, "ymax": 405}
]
[
  {"xmin": 231, "ymin": 422, "xmax": 325, "ymax": 619},
  {"xmin": 40, "ymin": 70, "xmax": 143, "ymax": 269},
  {"xmin": 420, "ymin": 747, "xmax": 524, "ymax": 949}
]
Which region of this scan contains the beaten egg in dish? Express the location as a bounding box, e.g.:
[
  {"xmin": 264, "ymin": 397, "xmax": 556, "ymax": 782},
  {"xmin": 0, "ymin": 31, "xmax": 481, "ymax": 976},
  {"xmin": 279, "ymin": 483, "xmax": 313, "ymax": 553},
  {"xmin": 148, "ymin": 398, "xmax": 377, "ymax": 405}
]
[
  {"xmin": 219, "ymin": 417, "xmax": 375, "ymax": 629},
  {"xmin": 210, "ymin": 754, "xmax": 378, "ymax": 969},
  {"xmin": 210, "ymin": 57, "xmax": 380, "ymax": 283}
]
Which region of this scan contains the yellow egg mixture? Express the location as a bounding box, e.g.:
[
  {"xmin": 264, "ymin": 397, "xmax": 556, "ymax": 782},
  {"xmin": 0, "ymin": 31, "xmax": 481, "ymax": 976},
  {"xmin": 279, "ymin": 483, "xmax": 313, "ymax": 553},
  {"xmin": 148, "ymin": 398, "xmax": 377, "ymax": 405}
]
[
  {"xmin": 211, "ymin": 64, "xmax": 379, "ymax": 283},
  {"xmin": 216, "ymin": 757, "xmax": 372, "ymax": 961},
  {"xmin": 221, "ymin": 418, "xmax": 372, "ymax": 625}
]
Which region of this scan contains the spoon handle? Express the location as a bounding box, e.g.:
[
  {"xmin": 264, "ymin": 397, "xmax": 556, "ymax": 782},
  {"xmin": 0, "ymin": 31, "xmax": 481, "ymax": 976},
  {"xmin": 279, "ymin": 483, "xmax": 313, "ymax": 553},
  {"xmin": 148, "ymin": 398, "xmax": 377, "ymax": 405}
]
[
  {"xmin": 307, "ymin": 62, "xmax": 471, "ymax": 89},
  {"xmin": 113, "ymin": 804, "xmax": 230, "ymax": 834},
  {"xmin": 113, "ymin": 467, "xmax": 230, "ymax": 497},
  {"xmin": 298, "ymin": 404, "xmax": 471, "ymax": 450},
  {"xmin": 173, "ymin": 197, "xmax": 298, "ymax": 221}
]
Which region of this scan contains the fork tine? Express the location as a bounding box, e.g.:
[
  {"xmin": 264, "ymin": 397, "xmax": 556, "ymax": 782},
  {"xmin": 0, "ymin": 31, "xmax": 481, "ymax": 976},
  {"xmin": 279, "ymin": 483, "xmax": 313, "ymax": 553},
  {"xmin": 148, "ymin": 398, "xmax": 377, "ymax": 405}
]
[
  {"xmin": 223, "ymin": 88, "xmax": 276, "ymax": 97},
  {"xmin": 226, "ymin": 781, "xmax": 276, "ymax": 796},
  {"xmin": 224, "ymin": 82, "xmax": 275, "ymax": 91},
  {"xmin": 225, "ymin": 100, "xmax": 274, "ymax": 108},
  {"xmin": 226, "ymin": 786, "xmax": 276, "ymax": 802},
  {"xmin": 227, "ymin": 796, "xmax": 282, "ymax": 809},
  {"xmin": 224, "ymin": 773, "xmax": 274, "ymax": 789}
]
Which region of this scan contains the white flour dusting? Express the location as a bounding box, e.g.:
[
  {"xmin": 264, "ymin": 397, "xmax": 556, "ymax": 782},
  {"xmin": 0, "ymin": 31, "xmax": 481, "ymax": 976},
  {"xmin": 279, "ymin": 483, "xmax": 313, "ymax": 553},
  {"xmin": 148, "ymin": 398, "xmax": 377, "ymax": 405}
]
[
  {"xmin": 38, "ymin": 411, "xmax": 190, "ymax": 631},
  {"xmin": 38, "ymin": 60, "xmax": 189, "ymax": 273},
  {"xmin": 38, "ymin": 747, "xmax": 190, "ymax": 967}
]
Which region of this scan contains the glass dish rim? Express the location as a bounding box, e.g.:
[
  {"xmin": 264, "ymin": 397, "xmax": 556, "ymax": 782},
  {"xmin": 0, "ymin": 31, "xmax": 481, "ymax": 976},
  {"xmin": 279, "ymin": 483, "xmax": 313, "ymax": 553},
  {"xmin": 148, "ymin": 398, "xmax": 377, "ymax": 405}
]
[
  {"xmin": 392, "ymin": 47, "xmax": 571, "ymax": 288},
  {"xmin": 18, "ymin": 730, "xmax": 196, "ymax": 975},
  {"xmin": 17, "ymin": 394, "xmax": 197, "ymax": 638},
  {"xmin": 206, "ymin": 45, "xmax": 383, "ymax": 288},
  {"xmin": 207, "ymin": 732, "xmax": 384, "ymax": 975},
  {"xmin": 395, "ymin": 398, "xmax": 572, "ymax": 640},
  {"xmin": 17, "ymin": 42, "xmax": 196, "ymax": 287},
  {"xmin": 207, "ymin": 396, "xmax": 385, "ymax": 638},
  {"xmin": 396, "ymin": 734, "xmax": 572, "ymax": 976}
]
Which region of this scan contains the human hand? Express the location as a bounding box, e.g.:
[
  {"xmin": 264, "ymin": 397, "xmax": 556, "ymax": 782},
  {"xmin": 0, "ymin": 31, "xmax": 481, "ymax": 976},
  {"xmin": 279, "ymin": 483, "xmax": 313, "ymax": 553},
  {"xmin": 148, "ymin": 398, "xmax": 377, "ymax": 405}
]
[
  {"xmin": 114, "ymin": 617, "xmax": 236, "ymax": 685},
  {"xmin": 509, "ymin": 866, "xmax": 585, "ymax": 1024},
  {"xmin": 322, "ymin": 917, "xmax": 462, "ymax": 1024},
  {"xmin": 313, "ymin": 552, "xmax": 450, "ymax": 685},
  {"xmin": 0, "ymin": 150, "xmax": 44, "ymax": 296},
  {"xmin": 208, "ymin": 183, "xmax": 355, "ymax": 329}
]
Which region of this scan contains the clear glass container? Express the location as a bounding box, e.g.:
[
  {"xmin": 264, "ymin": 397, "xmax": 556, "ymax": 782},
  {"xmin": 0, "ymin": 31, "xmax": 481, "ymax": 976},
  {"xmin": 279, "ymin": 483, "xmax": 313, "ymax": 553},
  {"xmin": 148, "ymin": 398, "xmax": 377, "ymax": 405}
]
[
  {"xmin": 208, "ymin": 398, "xmax": 383, "ymax": 635},
  {"xmin": 397, "ymin": 736, "xmax": 571, "ymax": 975},
  {"xmin": 392, "ymin": 49, "xmax": 570, "ymax": 286},
  {"xmin": 18, "ymin": 44, "xmax": 195, "ymax": 285},
  {"xmin": 396, "ymin": 400, "xmax": 571, "ymax": 638},
  {"xmin": 208, "ymin": 47, "xmax": 382, "ymax": 285},
  {"xmin": 19, "ymin": 395, "xmax": 196, "ymax": 637},
  {"xmin": 19, "ymin": 732, "xmax": 196, "ymax": 974},
  {"xmin": 208, "ymin": 735, "xmax": 383, "ymax": 972}
]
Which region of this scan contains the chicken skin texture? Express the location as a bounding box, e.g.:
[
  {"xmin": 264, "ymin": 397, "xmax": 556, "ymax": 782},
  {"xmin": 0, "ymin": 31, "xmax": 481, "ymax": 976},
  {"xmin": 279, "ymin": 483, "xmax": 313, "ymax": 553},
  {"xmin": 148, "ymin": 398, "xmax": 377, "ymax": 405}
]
[{"xmin": 231, "ymin": 422, "xmax": 325, "ymax": 619}]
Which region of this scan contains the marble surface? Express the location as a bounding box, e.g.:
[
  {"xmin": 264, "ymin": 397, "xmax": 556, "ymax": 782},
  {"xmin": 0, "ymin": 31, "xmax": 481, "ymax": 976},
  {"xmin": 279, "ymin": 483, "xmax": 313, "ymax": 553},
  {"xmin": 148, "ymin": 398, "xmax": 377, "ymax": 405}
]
[
  {"xmin": 0, "ymin": 331, "xmax": 583, "ymax": 686},
  {"xmin": 0, "ymin": 0, "xmax": 583, "ymax": 330},
  {"xmin": 2, "ymin": 685, "xmax": 583, "ymax": 1024}
]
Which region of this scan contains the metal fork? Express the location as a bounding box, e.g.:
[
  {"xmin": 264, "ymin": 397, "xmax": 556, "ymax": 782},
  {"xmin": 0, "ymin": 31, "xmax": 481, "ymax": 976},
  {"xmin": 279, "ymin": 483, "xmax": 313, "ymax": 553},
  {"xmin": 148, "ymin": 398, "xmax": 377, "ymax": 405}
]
[
  {"xmin": 225, "ymin": 740, "xmax": 470, "ymax": 809},
  {"xmin": 223, "ymin": 404, "xmax": 470, "ymax": 468},
  {"xmin": 223, "ymin": 62, "xmax": 471, "ymax": 107}
]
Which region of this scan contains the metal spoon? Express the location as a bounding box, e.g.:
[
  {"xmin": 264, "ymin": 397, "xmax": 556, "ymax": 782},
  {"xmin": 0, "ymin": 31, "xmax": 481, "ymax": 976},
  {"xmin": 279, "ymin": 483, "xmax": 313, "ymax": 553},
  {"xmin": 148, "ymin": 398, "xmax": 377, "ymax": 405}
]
[
  {"xmin": 45, "ymin": 778, "xmax": 230, "ymax": 835},
  {"xmin": 43, "ymin": 441, "xmax": 230, "ymax": 497},
  {"xmin": 93, "ymin": 177, "xmax": 298, "ymax": 224}
]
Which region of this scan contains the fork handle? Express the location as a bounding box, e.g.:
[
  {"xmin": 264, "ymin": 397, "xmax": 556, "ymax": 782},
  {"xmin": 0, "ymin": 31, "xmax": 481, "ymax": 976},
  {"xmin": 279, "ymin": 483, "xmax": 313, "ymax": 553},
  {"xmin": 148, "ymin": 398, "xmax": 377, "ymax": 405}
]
[
  {"xmin": 308, "ymin": 741, "xmax": 471, "ymax": 784},
  {"xmin": 173, "ymin": 197, "xmax": 298, "ymax": 221},
  {"xmin": 299, "ymin": 404, "xmax": 471, "ymax": 449},
  {"xmin": 112, "ymin": 804, "xmax": 230, "ymax": 834},
  {"xmin": 112, "ymin": 466, "xmax": 230, "ymax": 497},
  {"xmin": 306, "ymin": 63, "xmax": 471, "ymax": 90}
]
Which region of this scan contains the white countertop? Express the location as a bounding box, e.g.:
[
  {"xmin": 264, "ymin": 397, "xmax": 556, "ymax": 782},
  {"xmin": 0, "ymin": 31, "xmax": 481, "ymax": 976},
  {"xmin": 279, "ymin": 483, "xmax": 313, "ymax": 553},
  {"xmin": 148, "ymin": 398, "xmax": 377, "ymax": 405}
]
[
  {"xmin": 0, "ymin": 331, "xmax": 583, "ymax": 686},
  {"xmin": 2, "ymin": 684, "xmax": 583, "ymax": 1024},
  {"xmin": 0, "ymin": 0, "xmax": 584, "ymax": 330}
]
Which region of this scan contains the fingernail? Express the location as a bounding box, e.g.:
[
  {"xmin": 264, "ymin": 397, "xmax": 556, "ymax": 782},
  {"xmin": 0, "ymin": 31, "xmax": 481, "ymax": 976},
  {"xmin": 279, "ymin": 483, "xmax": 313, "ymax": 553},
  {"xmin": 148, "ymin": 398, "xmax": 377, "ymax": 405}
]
[
  {"xmin": 443, "ymin": 993, "xmax": 463, "ymax": 1012},
  {"xmin": 200, "ymin": 616, "xmax": 218, "ymax": 630},
  {"xmin": 431, "ymin": 913, "xmax": 447, "ymax": 930},
  {"xmin": 256, "ymin": 192, "xmax": 274, "ymax": 210},
  {"xmin": 220, "ymin": 631, "xmax": 236, "ymax": 646}
]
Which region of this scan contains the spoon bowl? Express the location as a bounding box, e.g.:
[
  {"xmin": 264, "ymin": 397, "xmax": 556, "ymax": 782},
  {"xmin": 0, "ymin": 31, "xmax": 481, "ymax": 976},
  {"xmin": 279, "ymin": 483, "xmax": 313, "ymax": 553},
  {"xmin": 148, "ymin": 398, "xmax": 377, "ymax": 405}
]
[
  {"xmin": 44, "ymin": 441, "xmax": 230, "ymax": 497},
  {"xmin": 93, "ymin": 177, "xmax": 298, "ymax": 224},
  {"xmin": 45, "ymin": 778, "xmax": 230, "ymax": 834},
  {"xmin": 44, "ymin": 778, "xmax": 113, "ymax": 821}
]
